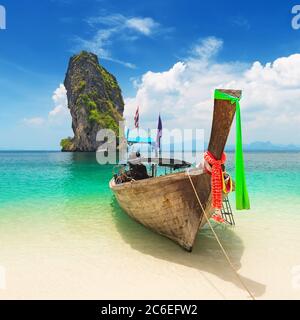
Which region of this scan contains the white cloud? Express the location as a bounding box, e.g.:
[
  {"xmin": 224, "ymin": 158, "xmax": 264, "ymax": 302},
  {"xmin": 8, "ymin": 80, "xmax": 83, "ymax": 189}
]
[
  {"xmin": 87, "ymin": 14, "xmax": 160, "ymax": 35},
  {"xmin": 49, "ymin": 83, "xmax": 68, "ymax": 118},
  {"xmin": 22, "ymin": 84, "xmax": 70, "ymax": 127},
  {"xmin": 190, "ymin": 37, "xmax": 223, "ymax": 60},
  {"xmin": 126, "ymin": 17, "xmax": 159, "ymax": 35},
  {"xmin": 75, "ymin": 13, "xmax": 162, "ymax": 68},
  {"xmin": 23, "ymin": 117, "xmax": 45, "ymax": 126},
  {"xmin": 125, "ymin": 37, "xmax": 300, "ymax": 144}
]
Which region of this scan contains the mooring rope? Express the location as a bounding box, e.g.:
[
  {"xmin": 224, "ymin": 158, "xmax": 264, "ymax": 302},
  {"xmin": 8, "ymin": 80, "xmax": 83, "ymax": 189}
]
[{"xmin": 187, "ymin": 170, "xmax": 255, "ymax": 300}]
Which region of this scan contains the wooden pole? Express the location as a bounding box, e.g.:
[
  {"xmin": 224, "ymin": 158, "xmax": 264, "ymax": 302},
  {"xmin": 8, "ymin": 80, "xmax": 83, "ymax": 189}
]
[{"xmin": 207, "ymin": 89, "xmax": 242, "ymax": 160}]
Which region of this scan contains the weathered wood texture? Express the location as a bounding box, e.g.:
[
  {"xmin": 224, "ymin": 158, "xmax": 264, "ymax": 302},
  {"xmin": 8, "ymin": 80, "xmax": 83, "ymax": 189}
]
[
  {"xmin": 208, "ymin": 89, "xmax": 240, "ymax": 159},
  {"xmin": 110, "ymin": 171, "xmax": 212, "ymax": 251},
  {"xmin": 110, "ymin": 89, "xmax": 241, "ymax": 251}
]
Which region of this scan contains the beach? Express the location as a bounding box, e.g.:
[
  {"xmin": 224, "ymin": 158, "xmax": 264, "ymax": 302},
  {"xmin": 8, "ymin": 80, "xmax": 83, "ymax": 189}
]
[{"xmin": 0, "ymin": 151, "xmax": 300, "ymax": 300}]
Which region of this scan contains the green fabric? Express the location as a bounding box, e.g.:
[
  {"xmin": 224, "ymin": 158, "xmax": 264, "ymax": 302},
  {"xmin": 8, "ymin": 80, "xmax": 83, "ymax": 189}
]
[{"xmin": 214, "ymin": 89, "xmax": 250, "ymax": 210}]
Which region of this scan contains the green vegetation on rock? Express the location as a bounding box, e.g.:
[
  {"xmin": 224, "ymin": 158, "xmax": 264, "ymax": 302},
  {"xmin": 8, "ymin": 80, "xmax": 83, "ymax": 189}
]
[
  {"xmin": 63, "ymin": 51, "xmax": 124, "ymax": 151},
  {"xmin": 60, "ymin": 137, "xmax": 73, "ymax": 150},
  {"xmin": 72, "ymin": 51, "xmax": 91, "ymax": 64},
  {"xmin": 97, "ymin": 65, "xmax": 118, "ymax": 89},
  {"xmin": 88, "ymin": 109, "xmax": 119, "ymax": 133},
  {"xmin": 78, "ymin": 93, "xmax": 97, "ymax": 109},
  {"xmin": 77, "ymin": 80, "xmax": 86, "ymax": 92},
  {"xmin": 77, "ymin": 91, "xmax": 122, "ymax": 134}
]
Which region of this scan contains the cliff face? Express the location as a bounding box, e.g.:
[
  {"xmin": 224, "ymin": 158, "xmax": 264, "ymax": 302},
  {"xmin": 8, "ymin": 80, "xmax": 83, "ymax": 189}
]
[{"xmin": 61, "ymin": 51, "xmax": 124, "ymax": 151}]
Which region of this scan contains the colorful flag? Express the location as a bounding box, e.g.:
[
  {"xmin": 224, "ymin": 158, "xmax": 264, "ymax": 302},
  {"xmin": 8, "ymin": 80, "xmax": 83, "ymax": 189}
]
[
  {"xmin": 134, "ymin": 106, "xmax": 139, "ymax": 129},
  {"xmin": 156, "ymin": 114, "xmax": 162, "ymax": 150}
]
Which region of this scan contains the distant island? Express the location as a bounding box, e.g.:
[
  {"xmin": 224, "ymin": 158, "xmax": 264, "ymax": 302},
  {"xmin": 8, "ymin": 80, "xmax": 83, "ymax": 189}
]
[
  {"xmin": 226, "ymin": 141, "xmax": 300, "ymax": 152},
  {"xmin": 163, "ymin": 140, "xmax": 300, "ymax": 152},
  {"xmin": 61, "ymin": 51, "xmax": 124, "ymax": 152}
]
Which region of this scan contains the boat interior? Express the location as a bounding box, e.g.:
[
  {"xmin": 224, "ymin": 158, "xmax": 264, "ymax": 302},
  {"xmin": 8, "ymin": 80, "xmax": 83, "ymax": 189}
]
[{"xmin": 114, "ymin": 152, "xmax": 193, "ymax": 184}]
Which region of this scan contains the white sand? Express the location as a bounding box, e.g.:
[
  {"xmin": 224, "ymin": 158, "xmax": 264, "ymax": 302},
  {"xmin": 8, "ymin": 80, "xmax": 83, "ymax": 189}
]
[{"xmin": 0, "ymin": 208, "xmax": 300, "ymax": 300}]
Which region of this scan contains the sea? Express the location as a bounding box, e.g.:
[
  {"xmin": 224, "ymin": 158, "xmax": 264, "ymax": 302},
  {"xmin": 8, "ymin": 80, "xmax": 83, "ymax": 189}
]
[{"xmin": 0, "ymin": 151, "xmax": 300, "ymax": 299}]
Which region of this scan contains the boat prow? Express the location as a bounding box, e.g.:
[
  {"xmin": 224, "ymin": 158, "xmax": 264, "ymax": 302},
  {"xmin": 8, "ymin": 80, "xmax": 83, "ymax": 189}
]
[
  {"xmin": 110, "ymin": 169, "xmax": 214, "ymax": 251},
  {"xmin": 110, "ymin": 89, "xmax": 241, "ymax": 251}
]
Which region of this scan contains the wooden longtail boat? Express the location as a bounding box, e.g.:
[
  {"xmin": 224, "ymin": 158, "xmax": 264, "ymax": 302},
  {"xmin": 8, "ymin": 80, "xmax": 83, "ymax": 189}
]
[{"xmin": 110, "ymin": 89, "xmax": 241, "ymax": 251}]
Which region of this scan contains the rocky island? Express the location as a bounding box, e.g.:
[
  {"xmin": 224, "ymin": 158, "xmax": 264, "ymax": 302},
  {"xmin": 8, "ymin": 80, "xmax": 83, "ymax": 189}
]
[{"xmin": 61, "ymin": 51, "xmax": 124, "ymax": 151}]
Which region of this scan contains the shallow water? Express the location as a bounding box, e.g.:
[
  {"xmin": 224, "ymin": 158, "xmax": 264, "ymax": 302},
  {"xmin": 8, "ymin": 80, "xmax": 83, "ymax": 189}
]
[{"xmin": 0, "ymin": 151, "xmax": 300, "ymax": 299}]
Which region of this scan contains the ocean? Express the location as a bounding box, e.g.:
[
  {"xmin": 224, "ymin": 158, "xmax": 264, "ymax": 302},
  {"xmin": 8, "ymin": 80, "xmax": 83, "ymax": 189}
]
[{"xmin": 0, "ymin": 151, "xmax": 300, "ymax": 299}]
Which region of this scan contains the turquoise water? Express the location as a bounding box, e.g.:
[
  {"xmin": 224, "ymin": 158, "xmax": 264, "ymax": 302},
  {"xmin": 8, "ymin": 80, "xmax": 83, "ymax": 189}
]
[
  {"xmin": 0, "ymin": 152, "xmax": 113, "ymax": 205},
  {"xmin": 1, "ymin": 151, "xmax": 300, "ymax": 207},
  {"xmin": 1, "ymin": 151, "xmax": 300, "ymax": 299},
  {"xmin": 227, "ymin": 152, "xmax": 300, "ymax": 204},
  {"xmin": 1, "ymin": 150, "xmax": 300, "ymax": 242},
  {"xmin": 1, "ymin": 150, "xmax": 300, "ymax": 239}
]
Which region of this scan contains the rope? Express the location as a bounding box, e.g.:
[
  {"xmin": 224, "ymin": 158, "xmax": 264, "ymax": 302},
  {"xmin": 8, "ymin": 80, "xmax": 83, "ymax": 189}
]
[{"xmin": 186, "ymin": 170, "xmax": 255, "ymax": 300}]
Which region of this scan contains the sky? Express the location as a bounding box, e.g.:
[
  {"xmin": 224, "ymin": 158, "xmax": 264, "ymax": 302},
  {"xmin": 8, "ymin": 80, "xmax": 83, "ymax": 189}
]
[{"xmin": 0, "ymin": 0, "xmax": 300, "ymax": 149}]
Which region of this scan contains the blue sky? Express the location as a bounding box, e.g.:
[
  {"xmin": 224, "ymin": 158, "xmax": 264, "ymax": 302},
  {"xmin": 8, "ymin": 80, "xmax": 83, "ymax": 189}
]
[{"xmin": 0, "ymin": 0, "xmax": 300, "ymax": 149}]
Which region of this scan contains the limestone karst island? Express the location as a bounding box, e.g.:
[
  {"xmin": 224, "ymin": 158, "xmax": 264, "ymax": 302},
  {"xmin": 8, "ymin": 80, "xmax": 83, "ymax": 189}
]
[{"xmin": 61, "ymin": 51, "xmax": 124, "ymax": 152}]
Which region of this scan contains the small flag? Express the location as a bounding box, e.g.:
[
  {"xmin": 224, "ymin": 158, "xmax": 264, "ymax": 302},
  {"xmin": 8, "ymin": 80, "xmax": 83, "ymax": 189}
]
[
  {"xmin": 156, "ymin": 114, "xmax": 162, "ymax": 150},
  {"xmin": 134, "ymin": 106, "xmax": 139, "ymax": 129}
]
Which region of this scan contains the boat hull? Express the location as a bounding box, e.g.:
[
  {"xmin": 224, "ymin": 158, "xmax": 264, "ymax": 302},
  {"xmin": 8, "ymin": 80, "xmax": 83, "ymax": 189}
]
[
  {"xmin": 110, "ymin": 89, "xmax": 242, "ymax": 251},
  {"xmin": 110, "ymin": 170, "xmax": 214, "ymax": 251}
]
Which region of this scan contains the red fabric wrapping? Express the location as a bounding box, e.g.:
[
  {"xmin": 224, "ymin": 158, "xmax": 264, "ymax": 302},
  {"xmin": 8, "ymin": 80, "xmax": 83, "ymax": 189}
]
[
  {"xmin": 204, "ymin": 151, "xmax": 226, "ymax": 209},
  {"xmin": 212, "ymin": 214, "xmax": 225, "ymax": 224}
]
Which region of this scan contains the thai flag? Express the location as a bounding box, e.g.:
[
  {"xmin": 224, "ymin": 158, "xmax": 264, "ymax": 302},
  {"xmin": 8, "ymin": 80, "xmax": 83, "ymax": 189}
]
[
  {"xmin": 134, "ymin": 106, "xmax": 139, "ymax": 129},
  {"xmin": 156, "ymin": 114, "xmax": 162, "ymax": 150}
]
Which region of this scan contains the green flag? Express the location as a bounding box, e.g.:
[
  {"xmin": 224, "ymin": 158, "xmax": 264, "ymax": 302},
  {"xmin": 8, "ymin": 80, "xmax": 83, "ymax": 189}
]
[{"xmin": 214, "ymin": 90, "xmax": 250, "ymax": 210}]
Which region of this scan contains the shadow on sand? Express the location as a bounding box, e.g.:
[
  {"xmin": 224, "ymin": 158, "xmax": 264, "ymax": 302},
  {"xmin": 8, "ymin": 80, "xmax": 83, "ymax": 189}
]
[{"xmin": 111, "ymin": 197, "xmax": 266, "ymax": 299}]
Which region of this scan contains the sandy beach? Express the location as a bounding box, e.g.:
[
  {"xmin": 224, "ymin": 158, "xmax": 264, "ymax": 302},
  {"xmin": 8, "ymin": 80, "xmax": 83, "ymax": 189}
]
[
  {"xmin": 1, "ymin": 152, "xmax": 300, "ymax": 300},
  {"xmin": 0, "ymin": 199, "xmax": 300, "ymax": 300}
]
